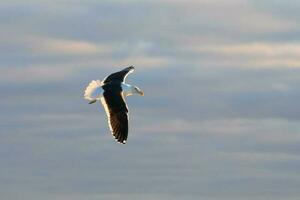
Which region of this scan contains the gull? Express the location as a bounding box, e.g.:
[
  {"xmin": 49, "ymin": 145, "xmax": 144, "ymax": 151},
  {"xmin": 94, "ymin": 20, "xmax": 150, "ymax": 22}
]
[{"xmin": 84, "ymin": 66, "xmax": 144, "ymax": 144}]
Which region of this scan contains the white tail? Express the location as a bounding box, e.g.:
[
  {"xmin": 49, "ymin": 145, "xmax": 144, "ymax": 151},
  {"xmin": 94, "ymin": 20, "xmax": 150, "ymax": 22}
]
[{"xmin": 84, "ymin": 80, "xmax": 103, "ymax": 101}]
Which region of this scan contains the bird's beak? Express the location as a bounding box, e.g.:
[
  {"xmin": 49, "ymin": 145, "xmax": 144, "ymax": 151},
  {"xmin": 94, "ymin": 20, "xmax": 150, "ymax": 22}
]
[
  {"xmin": 89, "ymin": 100, "xmax": 97, "ymax": 104},
  {"xmin": 139, "ymin": 90, "xmax": 144, "ymax": 96}
]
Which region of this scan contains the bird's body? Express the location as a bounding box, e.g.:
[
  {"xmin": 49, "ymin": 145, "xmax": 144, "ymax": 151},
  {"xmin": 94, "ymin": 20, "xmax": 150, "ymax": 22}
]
[{"xmin": 84, "ymin": 66, "xmax": 143, "ymax": 144}]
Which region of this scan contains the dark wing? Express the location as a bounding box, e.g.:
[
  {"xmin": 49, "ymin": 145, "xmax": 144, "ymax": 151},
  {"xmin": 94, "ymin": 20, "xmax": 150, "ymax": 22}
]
[
  {"xmin": 103, "ymin": 66, "xmax": 134, "ymax": 84},
  {"xmin": 100, "ymin": 89, "xmax": 129, "ymax": 144}
]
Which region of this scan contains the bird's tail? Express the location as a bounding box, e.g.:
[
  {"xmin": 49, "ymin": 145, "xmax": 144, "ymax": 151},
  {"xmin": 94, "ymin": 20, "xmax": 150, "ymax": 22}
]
[{"xmin": 84, "ymin": 80, "xmax": 103, "ymax": 103}]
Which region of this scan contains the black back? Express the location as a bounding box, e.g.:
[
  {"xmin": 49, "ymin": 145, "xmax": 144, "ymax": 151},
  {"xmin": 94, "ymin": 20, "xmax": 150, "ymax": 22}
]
[{"xmin": 102, "ymin": 83, "xmax": 128, "ymax": 113}]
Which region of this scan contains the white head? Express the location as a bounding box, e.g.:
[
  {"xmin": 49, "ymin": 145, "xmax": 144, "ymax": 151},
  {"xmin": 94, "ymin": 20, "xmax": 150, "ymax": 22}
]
[{"xmin": 121, "ymin": 83, "xmax": 144, "ymax": 97}]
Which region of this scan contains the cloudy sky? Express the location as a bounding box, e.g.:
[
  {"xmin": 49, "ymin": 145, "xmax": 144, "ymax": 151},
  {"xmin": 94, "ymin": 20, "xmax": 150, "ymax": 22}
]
[{"xmin": 1, "ymin": 0, "xmax": 300, "ymax": 199}]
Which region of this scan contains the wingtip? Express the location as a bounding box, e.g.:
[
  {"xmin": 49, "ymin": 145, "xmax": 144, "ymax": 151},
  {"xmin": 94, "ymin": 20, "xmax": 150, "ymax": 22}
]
[
  {"xmin": 124, "ymin": 66, "xmax": 135, "ymax": 71},
  {"xmin": 115, "ymin": 139, "xmax": 127, "ymax": 144}
]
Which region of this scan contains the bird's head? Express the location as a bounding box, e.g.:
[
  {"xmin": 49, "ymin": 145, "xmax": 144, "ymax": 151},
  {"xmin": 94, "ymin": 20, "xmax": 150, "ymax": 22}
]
[{"xmin": 132, "ymin": 86, "xmax": 144, "ymax": 96}]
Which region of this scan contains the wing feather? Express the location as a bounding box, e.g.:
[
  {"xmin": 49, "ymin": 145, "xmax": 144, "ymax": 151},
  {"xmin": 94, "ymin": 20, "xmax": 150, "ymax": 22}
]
[
  {"xmin": 100, "ymin": 90, "xmax": 128, "ymax": 144},
  {"xmin": 102, "ymin": 66, "xmax": 134, "ymax": 84}
]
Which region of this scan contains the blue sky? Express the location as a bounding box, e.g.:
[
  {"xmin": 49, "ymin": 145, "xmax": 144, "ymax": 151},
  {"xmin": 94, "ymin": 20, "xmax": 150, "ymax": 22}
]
[{"xmin": 1, "ymin": 0, "xmax": 300, "ymax": 199}]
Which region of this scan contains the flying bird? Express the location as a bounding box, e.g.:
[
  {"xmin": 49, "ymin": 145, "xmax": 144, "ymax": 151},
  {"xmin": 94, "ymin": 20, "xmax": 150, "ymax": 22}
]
[{"xmin": 84, "ymin": 66, "xmax": 144, "ymax": 144}]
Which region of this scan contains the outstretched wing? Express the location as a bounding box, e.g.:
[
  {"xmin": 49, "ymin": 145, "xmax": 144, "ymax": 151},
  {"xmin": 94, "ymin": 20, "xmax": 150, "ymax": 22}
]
[
  {"xmin": 100, "ymin": 89, "xmax": 129, "ymax": 144},
  {"xmin": 103, "ymin": 66, "xmax": 134, "ymax": 84}
]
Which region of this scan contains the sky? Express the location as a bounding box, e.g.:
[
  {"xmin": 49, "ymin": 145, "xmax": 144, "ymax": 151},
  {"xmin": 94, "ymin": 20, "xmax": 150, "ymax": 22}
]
[{"xmin": 1, "ymin": 0, "xmax": 300, "ymax": 199}]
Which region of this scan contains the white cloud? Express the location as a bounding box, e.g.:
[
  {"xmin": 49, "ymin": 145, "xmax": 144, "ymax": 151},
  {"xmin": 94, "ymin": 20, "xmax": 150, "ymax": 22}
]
[
  {"xmin": 27, "ymin": 37, "xmax": 112, "ymax": 55},
  {"xmin": 1, "ymin": 65, "xmax": 74, "ymax": 82},
  {"xmin": 37, "ymin": 39, "xmax": 106, "ymax": 55},
  {"xmin": 196, "ymin": 43, "xmax": 300, "ymax": 57},
  {"xmin": 118, "ymin": 55, "xmax": 170, "ymax": 69},
  {"xmin": 184, "ymin": 42, "xmax": 300, "ymax": 68}
]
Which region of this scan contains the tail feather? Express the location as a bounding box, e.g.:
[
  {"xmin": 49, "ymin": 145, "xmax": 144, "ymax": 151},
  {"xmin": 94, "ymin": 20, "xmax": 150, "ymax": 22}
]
[{"xmin": 84, "ymin": 80, "xmax": 103, "ymax": 102}]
